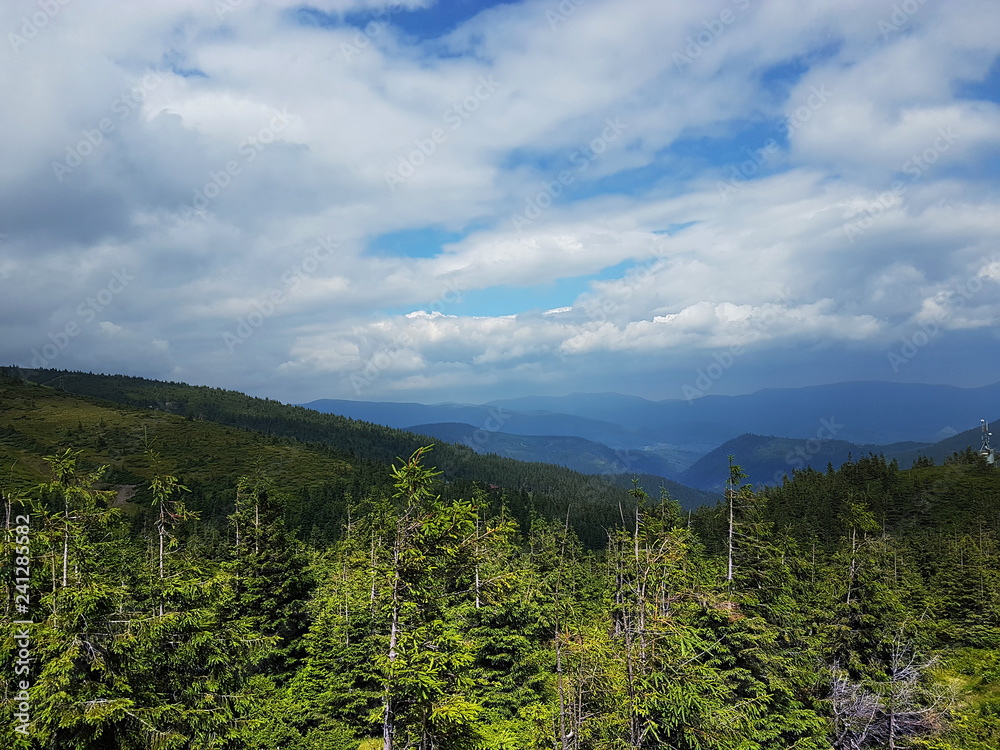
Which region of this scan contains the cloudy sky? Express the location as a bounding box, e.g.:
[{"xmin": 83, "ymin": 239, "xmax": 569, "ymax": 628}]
[{"xmin": 2, "ymin": 0, "xmax": 1000, "ymax": 405}]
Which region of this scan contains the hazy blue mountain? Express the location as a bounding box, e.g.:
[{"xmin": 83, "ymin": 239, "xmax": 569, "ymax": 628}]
[
  {"xmin": 302, "ymin": 398, "xmax": 657, "ymax": 448},
  {"xmin": 489, "ymin": 381, "xmax": 1000, "ymax": 445},
  {"xmin": 405, "ymin": 422, "xmax": 700, "ymax": 477},
  {"xmin": 675, "ymin": 381, "xmax": 1000, "ymax": 444},
  {"xmin": 304, "ymin": 381, "xmax": 1000, "ymax": 456},
  {"xmin": 405, "ymin": 422, "xmax": 715, "ymax": 507},
  {"xmin": 485, "ymin": 392, "xmax": 660, "ymax": 423}
]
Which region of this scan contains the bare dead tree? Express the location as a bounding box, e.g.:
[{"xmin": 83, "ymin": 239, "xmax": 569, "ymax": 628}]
[
  {"xmin": 830, "ymin": 662, "xmax": 881, "ymax": 750},
  {"xmin": 829, "ymin": 632, "xmax": 952, "ymax": 750}
]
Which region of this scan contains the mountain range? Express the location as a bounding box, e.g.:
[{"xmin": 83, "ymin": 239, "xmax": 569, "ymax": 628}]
[
  {"xmin": 7, "ymin": 368, "xmax": 995, "ymax": 496},
  {"xmin": 303, "ymin": 380, "xmax": 1000, "ymax": 491}
]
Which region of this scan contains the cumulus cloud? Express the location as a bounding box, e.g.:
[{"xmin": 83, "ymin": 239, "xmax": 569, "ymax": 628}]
[{"xmin": 2, "ymin": 0, "xmax": 1000, "ymax": 402}]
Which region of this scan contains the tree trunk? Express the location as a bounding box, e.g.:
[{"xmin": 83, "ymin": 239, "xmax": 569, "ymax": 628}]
[
  {"xmin": 726, "ymin": 479, "xmax": 734, "ymax": 584},
  {"xmin": 370, "ymin": 528, "xmax": 377, "ymax": 611},
  {"xmin": 159, "ymin": 502, "xmax": 165, "ymax": 617},
  {"xmin": 847, "ymin": 527, "xmax": 856, "ymax": 604},
  {"xmin": 384, "ymin": 525, "xmax": 403, "ymax": 750},
  {"xmin": 556, "ymin": 630, "xmax": 567, "ymax": 749},
  {"xmin": 63, "ymin": 495, "xmax": 69, "ymax": 589},
  {"xmin": 475, "ymin": 512, "xmax": 481, "ymax": 609}
]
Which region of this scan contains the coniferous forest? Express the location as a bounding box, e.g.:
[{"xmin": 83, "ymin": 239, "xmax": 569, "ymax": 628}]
[{"xmin": 3, "ymin": 370, "xmax": 1000, "ymax": 749}]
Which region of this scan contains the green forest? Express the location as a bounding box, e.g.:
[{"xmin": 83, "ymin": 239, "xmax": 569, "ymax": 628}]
[{"xmin": 2, "ymin": 369, "xmax": 1000, "ymax": 749}]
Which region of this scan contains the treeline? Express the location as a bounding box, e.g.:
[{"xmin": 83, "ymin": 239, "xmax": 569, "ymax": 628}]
[{"xmin": 3, "ymin": 441, "xmax": 1000, "ymax": 749}]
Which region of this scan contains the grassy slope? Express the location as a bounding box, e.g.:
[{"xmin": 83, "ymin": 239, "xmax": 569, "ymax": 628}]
[
  {"xmin": 0, "ymin": 376, "xmax": 355, "ymax": 502},
  {"xmin": 9, "ymin": 368, "xmax": 716, "ymax": 508}
]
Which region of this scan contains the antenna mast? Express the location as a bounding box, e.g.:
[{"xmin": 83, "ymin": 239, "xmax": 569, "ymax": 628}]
[{"xmin": 981, "ymin": 419, "xmax": 995, "ymax": 465}]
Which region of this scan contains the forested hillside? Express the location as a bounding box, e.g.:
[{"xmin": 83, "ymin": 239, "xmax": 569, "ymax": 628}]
[
  {"xmin": 2, "ymin": 369, "xmax": 1000, "ymax": 749},
  {"xmin": 8, "ymin": 368, "xmax": 716, "ymax": 532}
]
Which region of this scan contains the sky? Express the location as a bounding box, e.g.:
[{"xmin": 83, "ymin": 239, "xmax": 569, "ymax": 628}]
[{"xmin": 2, "ymin": 0, "xmax": 1000, "ymax": 405}]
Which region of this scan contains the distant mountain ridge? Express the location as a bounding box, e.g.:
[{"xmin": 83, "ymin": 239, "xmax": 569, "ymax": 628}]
[
  {"xmin": 484, "ymin": 381, "xmax": 1000, "ymax": 445},
  {"xmin": 302, "ymin": 380, "xmax": 1000, "ymax": 465},
  {"xmin": 302, "ymin": 398, "xmax": 660, "ymax": 449},
  {"xmin": 405, "ymin": 421, "xmax": 699, "ymax": 478},
  {"xmin": 679, "ymin": 419, "xmax": 999, "ymax": 492}
]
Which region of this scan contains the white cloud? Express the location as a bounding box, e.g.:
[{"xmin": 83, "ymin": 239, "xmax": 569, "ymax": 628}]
[{"xmin": 2, "ymin": 0, "xmax": 1000, "ymax": 401}]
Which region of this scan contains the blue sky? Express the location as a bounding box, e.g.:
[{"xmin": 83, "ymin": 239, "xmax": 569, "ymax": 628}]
[{"xmin": 2, "ymin": 0, "xmax": 1000, "ymax": 404}]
